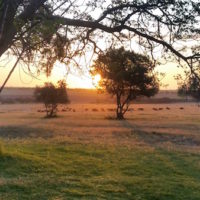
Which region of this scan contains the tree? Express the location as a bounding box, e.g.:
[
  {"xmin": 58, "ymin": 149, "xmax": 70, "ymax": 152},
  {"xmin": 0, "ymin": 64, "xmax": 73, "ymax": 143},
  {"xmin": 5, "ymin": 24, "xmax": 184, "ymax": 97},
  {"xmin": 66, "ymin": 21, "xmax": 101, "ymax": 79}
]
[
  {"xmin": 0, "ymin": 0, "xmax": 200, "ymax": 93},
  {"xmin": 91, "ymin": 47, "xmax": 159, "ymax": 119},
  {"xmin": 178, "ymin": 76, "xmax": 200, "ymax": 103},
  {"xmin": 34, "ymin": 80, "xmax": 69, "ymax": 117},
  {"xmin": 177, "ymin": 83, "xmax": 189, "ymax": 101}
]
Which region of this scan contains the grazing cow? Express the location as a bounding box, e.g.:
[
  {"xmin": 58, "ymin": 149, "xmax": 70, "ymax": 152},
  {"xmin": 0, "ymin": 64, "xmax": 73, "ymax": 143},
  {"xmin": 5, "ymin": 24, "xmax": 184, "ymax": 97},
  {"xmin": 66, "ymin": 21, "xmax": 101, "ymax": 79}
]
[
  {"xmin": 153, "ymin": 108, "xmax": 158, "ymax": 111},
  {"xmin": 159, "ymin": 108, "xmax": 163, "ymax": 110},
  {"xmin": 107, "ymin": 108, "xmax": 115, "ymax": 112},
  {"xmin": 179, "ymin": 107, "xmax": 184, "ymax": 110},
  {"xmin": 166, "ymin": 107, "xmax": 170, "ymax": 110},
  {"xmin": 138, "ymin": 108, "xmax": 144, "ymax": 111}
]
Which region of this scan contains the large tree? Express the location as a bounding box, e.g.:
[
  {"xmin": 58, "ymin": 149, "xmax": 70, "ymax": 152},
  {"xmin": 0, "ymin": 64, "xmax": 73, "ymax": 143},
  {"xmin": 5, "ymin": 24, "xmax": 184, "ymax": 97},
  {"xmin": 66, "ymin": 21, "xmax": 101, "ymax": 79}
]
[
  {"xmin": 91, "ymin": 47, "xmax": 159, "ymax": 119},
  {"xmin": 0, "ymin": 0, "xmax": 200, "ymax": 91}
]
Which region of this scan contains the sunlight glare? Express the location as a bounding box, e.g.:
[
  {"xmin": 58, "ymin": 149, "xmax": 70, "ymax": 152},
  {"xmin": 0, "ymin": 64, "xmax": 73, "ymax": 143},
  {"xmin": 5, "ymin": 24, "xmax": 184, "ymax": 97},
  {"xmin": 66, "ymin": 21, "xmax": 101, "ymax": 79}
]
[{"xmin": 93, "ymin": 74, "xmax": 101, "ymax": 87}]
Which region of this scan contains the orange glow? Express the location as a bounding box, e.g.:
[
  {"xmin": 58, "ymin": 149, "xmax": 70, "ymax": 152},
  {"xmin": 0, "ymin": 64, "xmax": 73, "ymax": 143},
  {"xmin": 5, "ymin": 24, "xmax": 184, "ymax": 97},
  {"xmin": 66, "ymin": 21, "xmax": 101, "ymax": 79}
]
[
  {"xmin": 0, "ymin": 59, "xmax": 184, "ymax": 90},
  {"xmin": 92, "ymin": 74, "xmax": 101, "ymax": 87}
]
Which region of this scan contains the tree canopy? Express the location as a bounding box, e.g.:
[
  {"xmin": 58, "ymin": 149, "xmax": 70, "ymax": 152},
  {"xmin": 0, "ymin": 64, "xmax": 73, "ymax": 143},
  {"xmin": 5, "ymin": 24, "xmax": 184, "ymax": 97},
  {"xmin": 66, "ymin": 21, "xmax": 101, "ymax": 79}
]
[
  {"xmin": 0, "ymin": 1, "xmax": 200, "ymax": 67},
  {"xmin": 34, "ymin": 80, "xmax": 69, "ymax": 117},
  {"xmin": 178, "ymin": 75, "xmax": 200, "ymax": 102},
  {"xmin": 0, "ymin": 0, "xmax": 199, "ymax": 91},
  {"xmin": 91, "ymin": 47, "xmax": 159, "ymax": 119}
]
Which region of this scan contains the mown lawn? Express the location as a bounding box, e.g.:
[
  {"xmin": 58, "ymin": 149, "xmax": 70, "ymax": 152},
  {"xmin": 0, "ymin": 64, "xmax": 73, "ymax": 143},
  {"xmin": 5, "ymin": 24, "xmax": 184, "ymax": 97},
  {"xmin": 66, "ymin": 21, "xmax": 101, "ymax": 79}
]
[
  {"xmin": 0, "ymin": 104, "xmax": 200, "ymax": 199},
  {"xmin": 1, "ymin": 140, "xmax": 200, "ymax": 200}
]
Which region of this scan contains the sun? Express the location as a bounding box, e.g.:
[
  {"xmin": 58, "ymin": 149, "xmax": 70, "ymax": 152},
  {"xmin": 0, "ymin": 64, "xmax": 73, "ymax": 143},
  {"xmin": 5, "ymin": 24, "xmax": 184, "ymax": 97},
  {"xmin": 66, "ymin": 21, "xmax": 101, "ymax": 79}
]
[{"xmin": 93, "ymin": 74, "xmax": 101, "ymax": 86}]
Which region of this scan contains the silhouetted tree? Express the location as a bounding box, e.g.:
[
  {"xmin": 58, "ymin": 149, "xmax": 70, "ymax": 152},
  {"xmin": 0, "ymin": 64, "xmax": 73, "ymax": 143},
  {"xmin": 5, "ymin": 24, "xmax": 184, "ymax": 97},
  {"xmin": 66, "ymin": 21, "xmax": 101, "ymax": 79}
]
[
  {"xmin": 177, "ymin": 84, "xmax": 189, "ymax": 101},
  {"xmin": 91, "ymin": 47, "xmax": 159, "ymax": 119},
  {"xmin": 34, "ymin": 80, "xmax": 69, "ymax": 117},
  {"xmin": 178, "ymin": 76, "xmax": 200, "ymax": 103},
  {"xmin": 0, "ymin": 0, "xmax": 200, "ymax": 93}
]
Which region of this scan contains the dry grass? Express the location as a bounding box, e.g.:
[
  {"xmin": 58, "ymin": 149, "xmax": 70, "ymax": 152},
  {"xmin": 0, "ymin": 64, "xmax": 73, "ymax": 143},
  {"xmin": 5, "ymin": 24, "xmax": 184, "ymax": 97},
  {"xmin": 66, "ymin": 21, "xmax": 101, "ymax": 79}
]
[{"xmin": 0, "ymin": 103, "xmax": 200, "ymax": 149}]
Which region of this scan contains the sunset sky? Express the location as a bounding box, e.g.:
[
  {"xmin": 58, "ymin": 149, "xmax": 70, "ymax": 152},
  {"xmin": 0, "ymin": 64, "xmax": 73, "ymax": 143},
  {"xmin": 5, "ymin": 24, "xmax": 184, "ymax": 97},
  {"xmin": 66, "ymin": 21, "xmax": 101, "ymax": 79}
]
[{"xmin": 0, "ymin": 59, "xmax": 184, "ymax": 90}]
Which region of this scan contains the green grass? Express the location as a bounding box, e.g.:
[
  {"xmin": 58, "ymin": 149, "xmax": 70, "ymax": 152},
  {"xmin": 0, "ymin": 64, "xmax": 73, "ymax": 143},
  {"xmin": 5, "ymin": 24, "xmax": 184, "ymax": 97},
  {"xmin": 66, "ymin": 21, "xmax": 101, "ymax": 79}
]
[{"xmin": 0, "ymin": 140, "xmax": 200, "ymax": 200}]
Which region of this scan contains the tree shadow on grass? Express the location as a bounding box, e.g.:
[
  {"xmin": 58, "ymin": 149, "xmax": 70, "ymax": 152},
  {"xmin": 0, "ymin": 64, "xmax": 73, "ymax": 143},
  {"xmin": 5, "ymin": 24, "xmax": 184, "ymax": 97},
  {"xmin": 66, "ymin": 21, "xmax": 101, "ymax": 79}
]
[
  {"xmin": 0, "ymin": 125, "xmax": 54, "ymax": 139},
  {"xmin": 133, "ymin": 130, "xmax": 200, "ymax": 147},
  {"xmin": 119, "ymin": 120, "xmax": 200, "ymax": 147}
]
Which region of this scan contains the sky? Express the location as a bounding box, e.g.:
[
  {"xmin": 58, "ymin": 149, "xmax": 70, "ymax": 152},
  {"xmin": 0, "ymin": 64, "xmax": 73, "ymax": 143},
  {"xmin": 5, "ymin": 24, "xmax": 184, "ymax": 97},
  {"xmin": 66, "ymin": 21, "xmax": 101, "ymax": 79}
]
[
  {"xmin": 0, "ymin": 57, "xmax": 183, "ymax": 90},
  {"xmin": 0, "ymin": 58, "xmax": 100, "ymax": 89}
]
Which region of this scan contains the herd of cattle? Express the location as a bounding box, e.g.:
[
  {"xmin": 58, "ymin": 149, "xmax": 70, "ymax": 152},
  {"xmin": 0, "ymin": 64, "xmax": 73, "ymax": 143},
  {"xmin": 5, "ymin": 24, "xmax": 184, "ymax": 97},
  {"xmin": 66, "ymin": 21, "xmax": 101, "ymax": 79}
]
[{"xmin": 37, "ymin": 106, "xmax": 185, "ymax": 113}]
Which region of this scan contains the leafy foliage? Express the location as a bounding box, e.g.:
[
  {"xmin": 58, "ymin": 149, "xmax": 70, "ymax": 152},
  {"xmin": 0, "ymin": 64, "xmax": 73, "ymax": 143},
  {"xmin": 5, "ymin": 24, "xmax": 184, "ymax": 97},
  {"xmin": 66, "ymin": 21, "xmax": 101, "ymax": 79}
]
[
  {"xmin": 0, "ymin": 0, "xmax": 200, "ymax": 77},
  {"xmin": 91, "ymin": 47, "xmax": 159, "ymax": 119},
  {"xmin": 178, "ymin": 76, "xmax": 200, "ymax": 102},
  {"xmin": 34, "ymin": 80, "xmax": 69, "ymax": 117}
]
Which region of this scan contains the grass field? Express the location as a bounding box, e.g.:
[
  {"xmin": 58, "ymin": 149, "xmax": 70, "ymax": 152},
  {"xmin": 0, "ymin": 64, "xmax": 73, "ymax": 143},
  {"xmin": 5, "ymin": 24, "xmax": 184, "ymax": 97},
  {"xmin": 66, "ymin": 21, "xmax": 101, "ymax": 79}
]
[{"xmin": 0, "ymin": 103, "xmax": 200, "ymax": 199}]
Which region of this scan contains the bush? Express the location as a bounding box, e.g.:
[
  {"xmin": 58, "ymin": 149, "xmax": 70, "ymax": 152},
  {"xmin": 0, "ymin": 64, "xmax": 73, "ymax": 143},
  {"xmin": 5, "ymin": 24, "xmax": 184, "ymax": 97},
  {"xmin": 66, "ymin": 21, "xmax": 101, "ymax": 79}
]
[{"xmin": 34, "ymin": 80, "xmax": 69, "ymax": 117}]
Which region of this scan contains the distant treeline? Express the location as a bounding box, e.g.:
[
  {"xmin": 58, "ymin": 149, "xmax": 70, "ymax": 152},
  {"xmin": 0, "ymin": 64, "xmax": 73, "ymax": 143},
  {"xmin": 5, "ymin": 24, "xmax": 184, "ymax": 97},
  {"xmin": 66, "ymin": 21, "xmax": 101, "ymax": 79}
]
[{"xmin": 0, "ymin": 88, "xmax": 195, "ymax": 104}]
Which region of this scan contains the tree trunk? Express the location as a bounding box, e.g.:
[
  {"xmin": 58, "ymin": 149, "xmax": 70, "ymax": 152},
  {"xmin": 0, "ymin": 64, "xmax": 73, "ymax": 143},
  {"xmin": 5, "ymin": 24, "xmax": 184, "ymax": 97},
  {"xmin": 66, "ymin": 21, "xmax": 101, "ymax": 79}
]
[
  {"xmin": 47, "ymin": 104, "xmax": 57, "ymax": 118},
  {"xmin": 116, "ymin": 94, "xmax": 124, "ymax": 120},
  {"xmin": 0, "ymin": 0, "xmax": 47, "ymax": 58},
  {"xmin": 116, "ymin": 110, "xmax": 124, "ymax": 120},
  {"xmin": 0, "ymin": 0, "xmax": 21, "ymax": 57}
]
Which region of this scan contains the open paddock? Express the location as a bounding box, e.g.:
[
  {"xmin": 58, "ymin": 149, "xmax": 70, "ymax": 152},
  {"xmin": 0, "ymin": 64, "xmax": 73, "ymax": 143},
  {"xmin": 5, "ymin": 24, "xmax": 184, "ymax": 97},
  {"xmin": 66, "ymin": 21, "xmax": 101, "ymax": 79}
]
[{"xmin": 0, "ymin": 103, "xmax": 200, "ymax": 199}]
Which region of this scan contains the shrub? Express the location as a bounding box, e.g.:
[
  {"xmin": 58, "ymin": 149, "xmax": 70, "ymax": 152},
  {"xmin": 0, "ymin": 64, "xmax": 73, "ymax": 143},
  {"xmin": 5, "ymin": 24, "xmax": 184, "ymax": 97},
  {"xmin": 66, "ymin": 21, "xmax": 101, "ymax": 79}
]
[{"xmin": 34, "ymin": 80, "xmax": 69, "ymax": 117}]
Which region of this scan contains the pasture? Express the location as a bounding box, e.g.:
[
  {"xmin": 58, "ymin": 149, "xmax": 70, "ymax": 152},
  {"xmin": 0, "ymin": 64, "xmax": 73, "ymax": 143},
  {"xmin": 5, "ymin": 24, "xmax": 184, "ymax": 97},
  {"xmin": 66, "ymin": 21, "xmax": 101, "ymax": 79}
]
[{"xmin": 0, "ymin": 103, "xmax": 200, "ymax": 199}]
